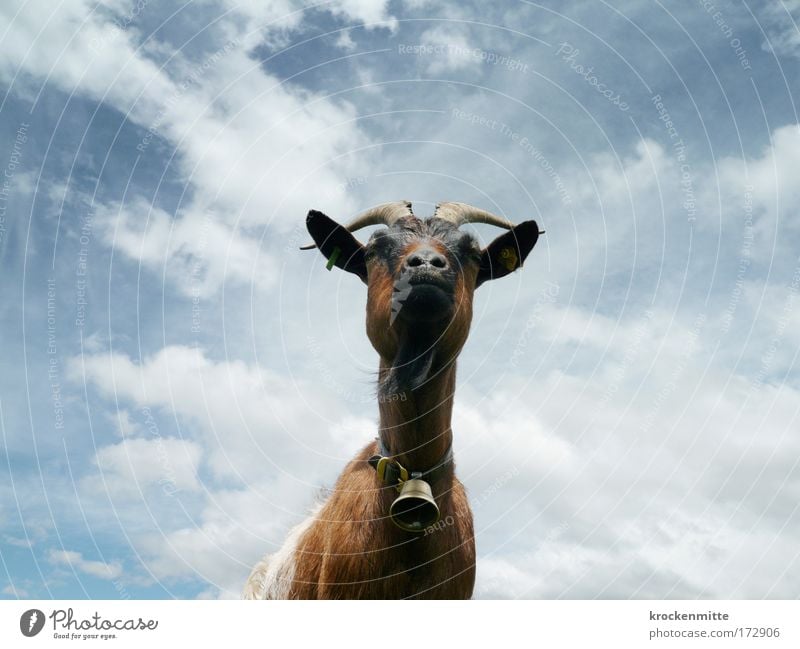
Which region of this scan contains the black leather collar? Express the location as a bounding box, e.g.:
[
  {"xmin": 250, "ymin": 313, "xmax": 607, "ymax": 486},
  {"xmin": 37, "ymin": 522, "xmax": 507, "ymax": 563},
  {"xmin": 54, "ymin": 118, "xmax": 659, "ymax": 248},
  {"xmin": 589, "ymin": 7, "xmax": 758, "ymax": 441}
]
[{"xmin": 367, "ymin": 437, "xmax": 454, "ymax": 487}]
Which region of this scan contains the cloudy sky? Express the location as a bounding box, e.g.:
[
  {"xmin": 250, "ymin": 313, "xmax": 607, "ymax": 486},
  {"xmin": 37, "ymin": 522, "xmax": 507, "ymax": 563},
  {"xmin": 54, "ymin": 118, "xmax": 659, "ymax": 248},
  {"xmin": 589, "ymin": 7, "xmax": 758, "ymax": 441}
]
[{"xmin": 0, "ymin": 0, "xmax": 799, "ymax": 600}]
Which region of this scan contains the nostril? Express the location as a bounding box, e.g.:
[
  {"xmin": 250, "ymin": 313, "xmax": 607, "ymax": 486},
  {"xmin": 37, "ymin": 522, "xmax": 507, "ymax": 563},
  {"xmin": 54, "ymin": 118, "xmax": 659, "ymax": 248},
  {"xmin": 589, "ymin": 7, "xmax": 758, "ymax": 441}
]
[
  {"xmin": 430, "ymin": 254, "xmax": 447, "ymax": 269},
  {"xmin": 406, "ymin": 247, "xmax": 448, "ymax": 270}
]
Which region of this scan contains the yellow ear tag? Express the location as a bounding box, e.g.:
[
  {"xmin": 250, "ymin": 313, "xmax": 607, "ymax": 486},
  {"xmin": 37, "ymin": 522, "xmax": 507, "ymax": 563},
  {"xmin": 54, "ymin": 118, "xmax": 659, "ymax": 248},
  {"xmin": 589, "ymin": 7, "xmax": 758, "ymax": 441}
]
[{"xmin": 498, "ymin": 246, "xmax": 518, "ymax": 271}]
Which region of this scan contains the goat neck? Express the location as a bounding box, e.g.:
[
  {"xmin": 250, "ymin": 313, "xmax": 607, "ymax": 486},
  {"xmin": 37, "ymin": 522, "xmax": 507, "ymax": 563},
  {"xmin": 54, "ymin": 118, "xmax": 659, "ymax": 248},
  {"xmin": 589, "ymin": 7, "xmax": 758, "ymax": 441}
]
[{"xmin": 376, "ymin": 356, "xmax": 456, "ymax": 479}]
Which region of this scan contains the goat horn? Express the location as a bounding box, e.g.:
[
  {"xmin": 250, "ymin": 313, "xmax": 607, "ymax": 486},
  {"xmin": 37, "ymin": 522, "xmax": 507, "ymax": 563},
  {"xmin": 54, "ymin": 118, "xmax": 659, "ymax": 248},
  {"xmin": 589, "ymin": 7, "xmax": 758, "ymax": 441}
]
[
  {"xmin": 300, "ymin": 200, "xmax": 414, "ymax": 250},
  {"xmin": 433, "ymin": 201, "xmax": 516, "ymax": 229}
]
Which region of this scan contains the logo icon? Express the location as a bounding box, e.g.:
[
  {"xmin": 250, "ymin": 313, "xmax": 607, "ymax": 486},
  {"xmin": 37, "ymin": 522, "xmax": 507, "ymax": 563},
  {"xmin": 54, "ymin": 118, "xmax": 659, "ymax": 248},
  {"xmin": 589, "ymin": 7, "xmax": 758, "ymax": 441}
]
[{"xmin": 20, "ymin": 609, "xmax": 45, "ymax": 637}]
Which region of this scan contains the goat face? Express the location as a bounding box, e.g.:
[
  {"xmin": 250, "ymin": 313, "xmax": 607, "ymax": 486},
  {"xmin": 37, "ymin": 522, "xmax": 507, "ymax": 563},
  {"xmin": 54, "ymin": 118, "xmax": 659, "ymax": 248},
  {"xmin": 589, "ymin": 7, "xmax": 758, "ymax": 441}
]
[{"xmin": 304, "ymin": 203, "xmax": 540, "ymax": 391}]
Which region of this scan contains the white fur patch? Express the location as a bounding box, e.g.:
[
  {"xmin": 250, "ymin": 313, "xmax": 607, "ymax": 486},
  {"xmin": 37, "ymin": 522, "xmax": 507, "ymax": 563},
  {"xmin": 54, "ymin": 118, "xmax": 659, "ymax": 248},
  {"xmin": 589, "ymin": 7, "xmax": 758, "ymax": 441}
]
[{"xmin": 242, "ymin": 504, "xmax": 321, "ymax": 599}]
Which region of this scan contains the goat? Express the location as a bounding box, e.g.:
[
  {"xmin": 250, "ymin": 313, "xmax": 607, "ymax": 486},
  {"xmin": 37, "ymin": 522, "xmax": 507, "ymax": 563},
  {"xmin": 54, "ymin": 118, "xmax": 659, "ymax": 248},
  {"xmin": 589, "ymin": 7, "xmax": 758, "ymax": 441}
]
[{"xmin": 243, "ymin": 201, "xmax": 540, "ymax": 599}]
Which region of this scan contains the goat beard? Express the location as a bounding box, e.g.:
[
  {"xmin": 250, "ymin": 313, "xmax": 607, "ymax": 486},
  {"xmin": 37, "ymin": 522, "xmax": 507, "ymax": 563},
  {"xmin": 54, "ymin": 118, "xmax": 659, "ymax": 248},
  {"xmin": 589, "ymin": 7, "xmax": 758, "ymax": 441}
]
[{"xmin": 380, "ymin": 332, "xmax": 440, "ymax": 397}]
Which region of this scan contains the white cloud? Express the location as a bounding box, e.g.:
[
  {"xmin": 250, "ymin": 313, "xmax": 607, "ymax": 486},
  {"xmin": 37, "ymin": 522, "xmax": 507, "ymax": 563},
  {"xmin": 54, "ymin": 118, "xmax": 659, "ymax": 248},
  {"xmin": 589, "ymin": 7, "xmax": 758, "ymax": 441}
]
[
  {"xmin": 760, "ymin": 0, "xmax": 800, "ymax": 58},
  {"xmin": 418, "ymin": 25, "xmax": 478, "ymax": 74},
  {"xmin": 335, "ymin": 30, "xmax": 357, "ymax": 51},
  {"xmin": 48, "ymin": 549, "xmax": 123, "ymax": 581},
  {"xmin": 325, "ymin": 0, "xmax": 397, "ymax": 29},
  {"xmin": 2, "ymin": 583, "xmax": 30, "ymax": 597},
  {"xmin": 449, "ymin": 298, "xmax": 800, "ymax": 598},
  {"xmin": 92, "ymin": 437, "xmax": 203, "ymax": 496},
  {"xmin": 97, "ymin": 199, "xmax": 279, "ymax": 295},
  {"xmin": 67, "ymin": 344, "xmax": 373, "ymax": 595},
  {"xmin": 0, "ymin": 0, "xmax": 386, "ymax": 294},
  {"xmin": 3, "ymin": 535, "xmax": 33, "ymax": 548},
  {"xmin": 68, "ymin": 345, "xmax": 366, "ymax": 482},
  {"xmin": 132, "ymin": 480, "xmax": 312, "ymax": 598},
  {"xmin": 718, "ymin": 125, "xmax": 800, "ymax": 242},
  {"xmin": 213, "ymin": 0, "xmax": 397, "ymax": 40},
  {"xmin": 110, "ymin": 409, "xmax": 140, "ymax": 438}
]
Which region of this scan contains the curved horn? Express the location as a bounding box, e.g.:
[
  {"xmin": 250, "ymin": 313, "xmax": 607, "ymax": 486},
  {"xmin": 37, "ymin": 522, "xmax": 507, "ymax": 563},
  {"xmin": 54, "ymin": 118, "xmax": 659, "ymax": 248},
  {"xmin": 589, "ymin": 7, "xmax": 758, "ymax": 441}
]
[
  {"xmin": 300, "ymin": 200, "xmax": 414, "ymax": 250},
  {"xmin": 433, "ymin": 201, "xmax": 516, "ymax": 229}
]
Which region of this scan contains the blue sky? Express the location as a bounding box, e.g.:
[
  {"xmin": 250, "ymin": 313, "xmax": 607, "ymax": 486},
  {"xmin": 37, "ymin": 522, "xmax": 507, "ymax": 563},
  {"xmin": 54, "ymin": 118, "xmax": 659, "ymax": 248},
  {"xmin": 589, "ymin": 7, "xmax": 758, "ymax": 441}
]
[{"xmin": 1, "ymin": 0, "xmax": 799, "ymax": 599}]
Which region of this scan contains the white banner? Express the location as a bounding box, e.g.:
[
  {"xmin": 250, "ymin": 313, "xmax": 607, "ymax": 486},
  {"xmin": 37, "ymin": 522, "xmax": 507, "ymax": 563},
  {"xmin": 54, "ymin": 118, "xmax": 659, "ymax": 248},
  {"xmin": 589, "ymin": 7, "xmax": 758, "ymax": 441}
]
[{"xmin": 0, "ymin": 600, "xmax": 797, "ymax": 648}]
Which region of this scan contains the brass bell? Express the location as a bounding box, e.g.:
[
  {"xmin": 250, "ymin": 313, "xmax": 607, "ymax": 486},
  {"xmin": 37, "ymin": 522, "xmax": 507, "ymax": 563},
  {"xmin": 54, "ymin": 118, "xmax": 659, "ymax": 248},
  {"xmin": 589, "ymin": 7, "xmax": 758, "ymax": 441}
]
[{"xmin": 389, "ymin": 479, "xmax": 440, "ymax": 532}]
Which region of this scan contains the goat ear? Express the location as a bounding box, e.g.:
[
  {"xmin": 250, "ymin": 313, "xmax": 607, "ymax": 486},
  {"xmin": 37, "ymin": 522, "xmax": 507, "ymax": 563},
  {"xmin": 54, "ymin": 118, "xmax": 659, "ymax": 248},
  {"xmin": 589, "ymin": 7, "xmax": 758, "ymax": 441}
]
[
  {"xmin": 305, "ymin": 210, "xmax": 367, "ymax": 282},
  {"xmin": 476, "ymin": 220, "xmax": 540, "ymax": 287}
]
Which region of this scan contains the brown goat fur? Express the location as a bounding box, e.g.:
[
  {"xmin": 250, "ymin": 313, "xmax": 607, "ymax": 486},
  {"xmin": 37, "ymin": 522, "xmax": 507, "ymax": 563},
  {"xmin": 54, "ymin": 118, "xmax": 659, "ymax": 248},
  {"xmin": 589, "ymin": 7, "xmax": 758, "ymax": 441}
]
[{"xmin": 288, "ymin": 440, "xmax": 475, "ymax": 599}]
